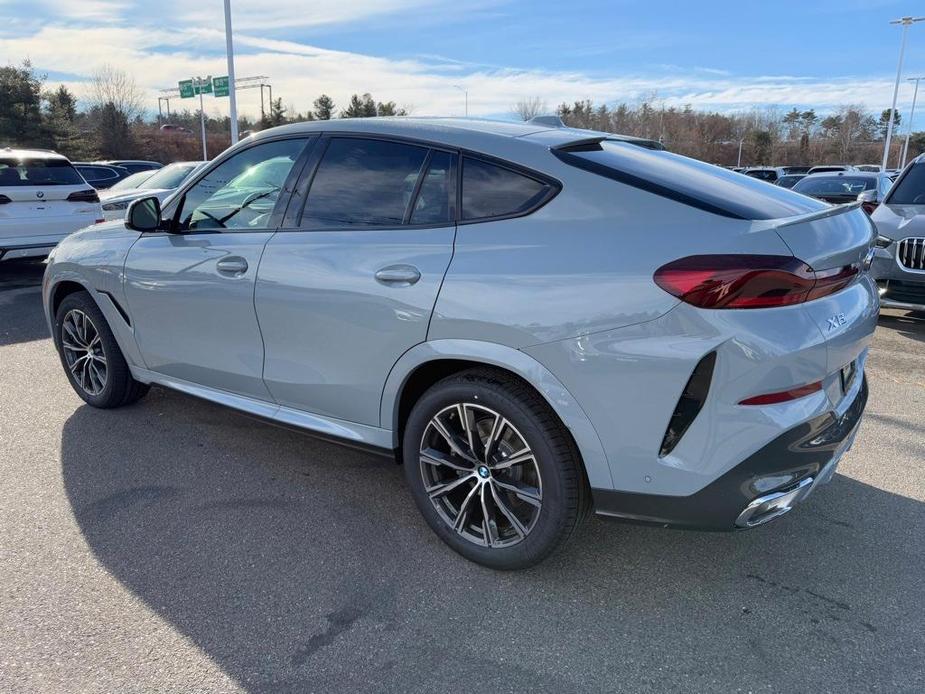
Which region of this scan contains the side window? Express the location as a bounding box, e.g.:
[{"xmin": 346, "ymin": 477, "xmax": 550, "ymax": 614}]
[
  {"xmin": 176, "ymin": 138, "xmax": 307, "ymax": 231},
  {"xmin": 461, "ymin": 157, "xmax": 551, "ymax": 221},
  {"xmin": 302, "ymin": 138, "xmax": 428, "ymax": 228},
  {"xmin": 410, "ymin": 150, "xmax": 456, "ymax": 225}
]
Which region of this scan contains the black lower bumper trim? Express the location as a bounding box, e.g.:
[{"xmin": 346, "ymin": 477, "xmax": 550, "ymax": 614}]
[{"xmin": 592, "ymin": 377, "xmax": 868, "ymax": 530}]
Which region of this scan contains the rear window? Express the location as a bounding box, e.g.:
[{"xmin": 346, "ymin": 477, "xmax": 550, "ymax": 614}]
[
  {"xmin": 139, "ymin": 163, "xmax": 197, "ymax": 190},
  {"xmin": 554, "ymin": 140, "xmax": 823, "ymax": 220},
  {"xmin": 76, "ymin": 166, "xmax": 119, "ymax": 184},
  {"xmin": 793, "ymin": 176, "xmax": 875, "ymax": 196},
  {"xmin": 0, "ymin": 158, "xmax": 84, "ymax": 187},
  {"xmin": 886, "ymin": 162, "xmax": 925, "ymax": 204},
  {"xmin": 461, "ymin": 157, "xmax": 553, "ymax": 220}
]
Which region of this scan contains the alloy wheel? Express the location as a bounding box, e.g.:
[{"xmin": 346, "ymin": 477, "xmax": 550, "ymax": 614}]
[
  {"xmin": 61, "ymin": 309, "xmax": 108, "ymax": 396},
  {"xmin": 419, "ymin": 403, "xmax": 543, "ymax": 548}
]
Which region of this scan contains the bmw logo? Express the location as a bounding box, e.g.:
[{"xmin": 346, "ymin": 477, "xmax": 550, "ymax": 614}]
[
  {"xmin": 36, "ymin": 191, "xmax": 44, "ymax": 199},
  {"xmin": 477, "ymin": 465, "xmax": 490, "ymax": 479}
]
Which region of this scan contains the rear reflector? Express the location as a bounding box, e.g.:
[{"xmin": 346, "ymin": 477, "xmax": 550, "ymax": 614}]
[
  {"xmin": 739, "ymin": 381, "xmax": 822, "ymax": 406},
  {"xmin": 654, "ymin": 254, "xmax": 859, "ymax": 309},
  {"xmin": 67, "ymin": 189, "xmax": 100, "ymax": 203}
]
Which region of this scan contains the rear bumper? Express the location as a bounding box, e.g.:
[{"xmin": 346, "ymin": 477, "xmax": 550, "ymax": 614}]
[{"xmin": 592, "ymin": 376, "xmax": 867, "ymax": 530}]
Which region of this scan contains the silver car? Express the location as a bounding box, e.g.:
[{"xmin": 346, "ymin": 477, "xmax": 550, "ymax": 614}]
[
  {"xmin": 870, "ymin": 155, "xmax": 925, "ymax": 311},
  {"xmin": 42, "ymin": 118, "xmax": 878, "ymax": 569}
]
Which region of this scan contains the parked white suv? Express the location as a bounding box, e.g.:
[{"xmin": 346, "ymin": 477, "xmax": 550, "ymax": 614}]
[{"xmin": 0, "ymin": 148, "xmax": 103, "ymax": 261}]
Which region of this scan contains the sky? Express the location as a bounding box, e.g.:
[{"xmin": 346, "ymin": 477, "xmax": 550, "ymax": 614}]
[{"xmin": 1, "ymin": 0, "xmax": 925, "ymax": 129}]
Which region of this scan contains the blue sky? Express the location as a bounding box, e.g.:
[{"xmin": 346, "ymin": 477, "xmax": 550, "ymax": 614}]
[{"xmin": 1, "ymin": 0, "xmax": 924, "ymax": 127}]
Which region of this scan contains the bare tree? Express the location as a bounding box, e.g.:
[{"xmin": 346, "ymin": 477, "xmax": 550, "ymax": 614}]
[
  {"xmin": 512, "ymin": 96, "xmax": 548, "ymax": 121},
  {"xmin": 90, "ymin": 65, "xmax": 143, "ymax": 121}
]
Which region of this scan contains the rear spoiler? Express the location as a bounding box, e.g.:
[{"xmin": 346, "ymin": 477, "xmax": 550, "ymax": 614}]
[{"xmin": 760, "ymin": 201, "xmax": 862, "ymax": 230}]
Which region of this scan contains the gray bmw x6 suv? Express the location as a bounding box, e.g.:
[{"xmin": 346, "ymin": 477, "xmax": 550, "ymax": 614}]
[{"xmin": 43, "ymin": 118, "xmax": 877, "ymax": 569}]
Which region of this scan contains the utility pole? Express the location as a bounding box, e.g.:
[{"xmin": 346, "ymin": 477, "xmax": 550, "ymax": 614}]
[
  {"xmin": 224, "ymin": 0, "xmax": 239, "ymax": 143},
  {"xmin": 883, "ymin": 17, "xmax": 924, "ymax": 170},
  {"xmin": 901, "ymin": 77, "xmax": 923, "ymax": 169}
]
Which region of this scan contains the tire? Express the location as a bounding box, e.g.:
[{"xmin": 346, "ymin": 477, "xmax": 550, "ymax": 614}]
[
  {"xmin": 402, "ymin": 368, "xmax": 590, "ymax": 570},
  {"xmin": 54, "ymin": 291, "xmax": 149, "ymax": 409}
]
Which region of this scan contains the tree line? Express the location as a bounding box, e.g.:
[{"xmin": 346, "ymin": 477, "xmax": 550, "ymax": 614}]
[
  {"xmin": 3, "ymin": 59, "xmax": 923, "ymax": 167},
  {"xmin": 515, "ymin": 97, "xmax": 923, "ymax": 167}
]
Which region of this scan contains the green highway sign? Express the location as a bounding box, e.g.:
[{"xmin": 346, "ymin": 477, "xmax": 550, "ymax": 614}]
[
  {"xmin": 178, "ymin": 79, "xmax": 194, "ymax": 99},
  {"xmin": 213, "ymin": 76, "xmax": 230, "ymax": 98},
  {"xmin": 195, "ymin": 77, "xmax": 213, "ymax": 95}
]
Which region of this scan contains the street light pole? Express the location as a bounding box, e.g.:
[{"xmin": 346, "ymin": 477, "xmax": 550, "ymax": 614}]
[
  {"xmin": 453, "ymin": 85, "xmax": 468, "ymax": 117},
  {"xmin": 223, "ymin": 0, "xmax": 239, "ymax": 144},
  {"xmin": 882, "ymin": 17, "xmax": 924, "ymax": 170},
  {"xmin": 901, "ymin": 77, "xmax": 923, "ymax": 169}
]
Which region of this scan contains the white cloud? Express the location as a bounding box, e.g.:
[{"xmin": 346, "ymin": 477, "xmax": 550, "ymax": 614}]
[{"xmin": 0, "ymin": 18, "xmax": 915, "ymax": 122}]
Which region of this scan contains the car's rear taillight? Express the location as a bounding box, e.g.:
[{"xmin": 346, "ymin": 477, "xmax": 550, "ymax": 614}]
[
  {"xmin": 653, "ymin": 254, "xmax": 859, "ymax": 309},
  {"xmin": 67, "ymin": 189, "xmax": 100, "ymax": 203}
]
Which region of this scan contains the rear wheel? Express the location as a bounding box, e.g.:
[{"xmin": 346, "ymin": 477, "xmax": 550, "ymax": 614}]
[
  {"xmin": 402, "ymin": 368, "xmax": 590, "ymax": 569},
  {"xmin": 55, "ymin": 291, "xmax": 149, "ymax": 408}
]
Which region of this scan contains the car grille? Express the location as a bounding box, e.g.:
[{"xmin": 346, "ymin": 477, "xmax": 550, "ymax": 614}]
[
  {"xmin": 897, "ymin": 237, "xmax": 925, "ymax": 270},
  {"xmin": 883, "ymin": 280, "xmax": 925, "ymax": 305}
]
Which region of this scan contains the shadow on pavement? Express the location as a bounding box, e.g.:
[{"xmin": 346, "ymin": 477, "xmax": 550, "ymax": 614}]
[
  {"xmin": 877, "ymin": 310, "xmax": 925, "ymax": 343},
  {"xmin": 0, "ymin": 260, "xmax": 48, "ymax": 347},
  {"xmin": 60, "ymin": 388, "xmax": 925, "ymax": 693}
]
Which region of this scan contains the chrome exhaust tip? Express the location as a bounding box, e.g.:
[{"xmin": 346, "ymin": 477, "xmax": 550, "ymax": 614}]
[{"xmin": 735, "ymin": 476, "xmax": 815, "ymax": 528}]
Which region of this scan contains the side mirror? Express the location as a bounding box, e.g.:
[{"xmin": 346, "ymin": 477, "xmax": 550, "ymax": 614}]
[
  {"xmin": 856, "ymin": 190, "xmax": 877, "ymax": 203},
  {"xmin": 126, "ymin": 196, "xmax": 163, "ymax": 232}
]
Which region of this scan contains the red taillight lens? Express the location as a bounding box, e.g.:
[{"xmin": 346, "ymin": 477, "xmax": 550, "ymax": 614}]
[
  {"xmin": 67, "ymin": 189, "xmax": 100, "ymax": 203},
  {"xmin": 654, "ymin": 254, "xmax": 859, "ymax": 309},
  {"xmin": 739, "ymin": 380, "xmax": 823, "ymax": 406}
]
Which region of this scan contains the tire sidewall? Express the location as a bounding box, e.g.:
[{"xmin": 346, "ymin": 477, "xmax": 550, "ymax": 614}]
[{"xmin": 403, "ymin": 376, "xmax": 573, "ymax": 570}]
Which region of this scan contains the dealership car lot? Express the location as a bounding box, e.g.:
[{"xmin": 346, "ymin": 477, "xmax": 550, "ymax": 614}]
[{"xmin": 0, "ymin": 259, "xmax": 923, "ymax": 692}]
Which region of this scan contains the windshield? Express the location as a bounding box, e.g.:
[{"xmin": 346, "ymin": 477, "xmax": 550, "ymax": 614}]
[
  {"xmin": 0, "ymin": 158, "xmax": 84, "ymax": 186},
  {"xmin": 139, "ymin": 163, "xmax": 198, "ymax": 190},
  {"xmin": 109, "ymin": 170, "xmax": 157, "ymax": 191},
  {"xmin": 886, "ymin": 163, "xmax": 925, "ymax": 204},
  {"xmin": 794, "ymin": 176, "xmax": 875, "ymax": 196}
]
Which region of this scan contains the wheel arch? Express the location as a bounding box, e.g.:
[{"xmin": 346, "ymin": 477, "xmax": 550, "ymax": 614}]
[{"xmin": 381, "ymin": 339, "xmax": 615, "ymax": 490}]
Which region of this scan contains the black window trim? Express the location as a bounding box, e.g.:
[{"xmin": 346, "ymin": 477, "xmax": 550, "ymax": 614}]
[
  {"xmin": 157, "ymin": 133, "xmax": 317, "ymax": 235},
  {"xmin": 275, "ymin": 130, "xmax": 561, "ymax": 233},
  {"xmin": 883, "ymin": 158, "xmax": 922, "ymax": 205}
]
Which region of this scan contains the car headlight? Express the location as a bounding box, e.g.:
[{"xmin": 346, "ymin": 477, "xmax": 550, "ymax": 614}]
[{"xmin": 102, "ymin": 201, "xmax": 129, "ymax": 212}]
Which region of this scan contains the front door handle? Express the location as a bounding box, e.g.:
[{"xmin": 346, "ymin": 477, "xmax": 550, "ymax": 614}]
[
  {"xmin": 375, "ymin": 265, "xmax": 421, "ymax": 287},
  {"xmin": 216, "ymin": 256, "xmax": 248, "ymax": 276}
]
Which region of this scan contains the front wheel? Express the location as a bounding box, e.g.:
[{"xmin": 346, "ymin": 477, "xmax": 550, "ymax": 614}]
[
  {"xmin": 402, "ymin": 368, "xmax": 590, "ymax": 570},
  {"xmin": 54, "ymin": 291, "xmax": 149, "ymax": 408}
]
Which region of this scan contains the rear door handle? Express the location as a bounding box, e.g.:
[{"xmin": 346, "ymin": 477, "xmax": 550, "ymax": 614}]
[
  {"xmin": 375, "ymin": 265, "xmax": 421, "ymax": 286},
  {"xmin": 216, "ymin": 256, "xmax": 248, "ymax": 276}
]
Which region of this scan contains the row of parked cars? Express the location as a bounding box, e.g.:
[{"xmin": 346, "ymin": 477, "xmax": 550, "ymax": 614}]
[{"xmin": 0, "ymin": 148, "xmax": 205, "ymax": 259}]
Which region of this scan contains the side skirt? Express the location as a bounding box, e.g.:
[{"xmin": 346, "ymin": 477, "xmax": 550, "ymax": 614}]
[{"xmin": 129, "ymin": 367, "xmax": 395, "ymax": 457}]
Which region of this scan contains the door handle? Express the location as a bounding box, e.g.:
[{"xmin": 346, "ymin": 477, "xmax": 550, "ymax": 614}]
[
  {"xmin": 375, "ymin": 265, "xmax": 421, "ymax": 287},
  {"xmin": 216, "ymin": 256, "xmax": 248, "ymax": 276}
]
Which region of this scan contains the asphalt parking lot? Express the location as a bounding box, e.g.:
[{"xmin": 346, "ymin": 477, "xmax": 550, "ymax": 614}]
[{"xmin": 0, "ymin": 258, "xmax": 922, "ymax": 693}]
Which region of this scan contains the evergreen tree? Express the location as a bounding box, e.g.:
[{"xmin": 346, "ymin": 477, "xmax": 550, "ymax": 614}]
[
  {"xmin": 312, "ymin": 94, "xmax": 335, "ymax": 120},
  {"xmin": 0, "ymin": 61, "xmax": 49, "ymax": 147}
]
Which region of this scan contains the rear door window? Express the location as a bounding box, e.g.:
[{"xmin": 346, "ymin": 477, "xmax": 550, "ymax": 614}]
[
  {"xmin": 0, "ymin": 159, "xmax": 84, "ymax": 187},
  {"xmin": 302, "ymin": 138, "xmax": 429, "ymax": 228},
  {"xmin": 410, "ymin": 150, "xmax": 456, "ymax": 225},
  {"xmin": 461, "ymin": 157, "xmax": 553, "ymax": 220},
  {"xmin": 886, "ymin": 163, "xmax": 925, "ymax": 204}
]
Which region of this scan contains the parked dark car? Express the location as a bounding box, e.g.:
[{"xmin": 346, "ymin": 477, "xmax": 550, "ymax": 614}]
[
  {"xmin": 73, "ymin": 163, "xmax": 131, "ymax": 189},
  {"xmin": 792, "ymin": 171, "xmax": 893, "ymax": 214},
  {"xmin": 98, "ymin": 160, "xmax": 162, "ymax": 175},
  {"xmin": 776, "ymin": 174, "xmax": 806, "ymax": 189},
  {"xmin": 743, "ymin": 167, "xmax": 785, "ymax": 183},
  {"xmin": 870, "ymin": 155, "xmax": 925, "ymax": 311}
]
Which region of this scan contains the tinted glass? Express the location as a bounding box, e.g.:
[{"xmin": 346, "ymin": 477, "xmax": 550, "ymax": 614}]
[
  {"xmin": 793, "ymin": 176, "xmax": 875, "ymax": 195},
  {"xmin": 777, "ymin": 175, "xmax": 804, "ymax": 189},
  {"xmin": 745, "ymin": 170, "xmax": 777, "ymax": 181},
  {"xmin": 121, "ymin": 163, "xmax": 158, "ymax": 174},
  {"xmin": 560, "ymin": 140, "xmax": 824, "ymax": 220},
  {"xmin": 76, "ymin": 166, "xmax": 118, "ymax": 183},
  {"xmin": 410, "ymin": 151, "xmax": 456, "ymax": 224},
  {"xmin": 461, "ymin": 157, "xmax": 549, "ymax": 220},
  {"xmin": 303, "ymin": 138, "xmax": 428, "ymax": 228},
  {"xmin": 177, "ymin": 138, "xmax": 306, "ymax": 231},
  {"xmin": 109, "ymin": 170, "xmax": 157, "ymax": 191},
  {"xmin": 139, "ymin": 163, "xmax": 198, "ymax": 190},
  {"xmin": 886, "ymin": 162, "xmax": 925, "ymax": 204},
  {"xmin": 0, "ymin": 159, "xmax": 84, "ymax": 186}
]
